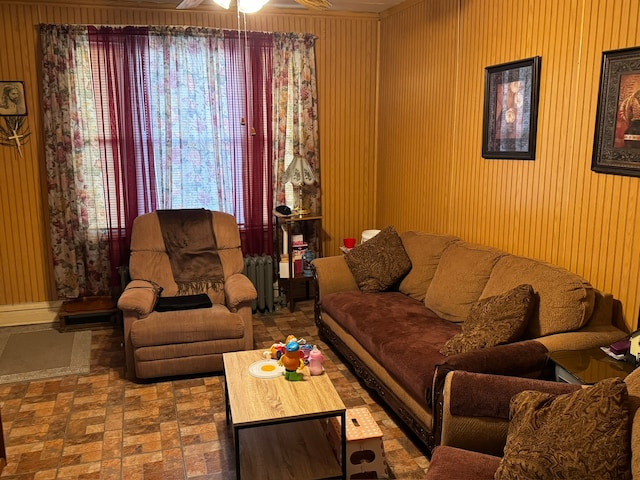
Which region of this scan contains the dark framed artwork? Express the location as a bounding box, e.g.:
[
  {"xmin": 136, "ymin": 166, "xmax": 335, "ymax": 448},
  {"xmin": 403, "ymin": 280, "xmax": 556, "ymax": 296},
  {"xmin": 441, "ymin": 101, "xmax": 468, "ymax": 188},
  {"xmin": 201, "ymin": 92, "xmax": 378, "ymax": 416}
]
[
  {"xmin": 592, "ymin": 47, "xmax": 640, "ymax": 177},
  {"xmin": 0, "ymin": 81, "xmax": 27, "ymax": 116},
  {"xmin": 482, "ymin": 56, "xmax": 542, "ymax": 160}
]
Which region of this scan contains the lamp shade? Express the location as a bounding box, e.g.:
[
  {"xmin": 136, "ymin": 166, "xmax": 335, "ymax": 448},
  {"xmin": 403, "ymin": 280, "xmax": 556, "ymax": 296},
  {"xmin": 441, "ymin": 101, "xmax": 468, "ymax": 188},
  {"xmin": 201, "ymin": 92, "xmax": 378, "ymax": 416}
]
[
  {"xmin": 282, "ymin": 156, "xmax": 316, "ymax": 187},
  {"xmin": 213, "ymin": 0, "xmax": 231, "ymax": 8},
  {"xmin": 238, "ymin": 0, "xmax": 270, "ymax": 13}
]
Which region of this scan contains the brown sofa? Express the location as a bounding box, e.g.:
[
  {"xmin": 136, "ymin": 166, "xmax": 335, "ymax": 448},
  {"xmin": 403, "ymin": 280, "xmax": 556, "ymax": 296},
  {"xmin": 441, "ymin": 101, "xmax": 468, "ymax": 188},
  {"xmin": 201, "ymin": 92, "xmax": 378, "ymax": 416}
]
[
  {"xmin": 312, "ymin": 230, "xmax": 626, "ymax": 451},
  {"xmin": 118, "ymin": 210, "xmax": 257, "ymax": 381},
  {"xmin": 427, "ymin": 368, "xmax": 640, "ymax": 479}
]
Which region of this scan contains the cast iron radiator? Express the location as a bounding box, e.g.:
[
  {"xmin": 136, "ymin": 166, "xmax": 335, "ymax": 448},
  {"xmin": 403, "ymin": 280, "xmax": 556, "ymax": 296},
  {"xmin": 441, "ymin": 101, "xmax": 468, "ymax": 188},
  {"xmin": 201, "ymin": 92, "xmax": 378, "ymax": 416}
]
[{"xmin": 242, "ymin": 255, "xmax": 274, "ymax": 312}]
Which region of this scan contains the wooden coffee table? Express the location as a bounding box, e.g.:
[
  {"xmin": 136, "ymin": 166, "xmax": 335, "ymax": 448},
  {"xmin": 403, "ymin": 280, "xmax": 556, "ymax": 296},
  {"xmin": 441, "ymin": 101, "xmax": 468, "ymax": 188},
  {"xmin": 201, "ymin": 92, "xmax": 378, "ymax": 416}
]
[{"xmin": 223, "ymin": 349, "xmax": 346, "ymax": 479}]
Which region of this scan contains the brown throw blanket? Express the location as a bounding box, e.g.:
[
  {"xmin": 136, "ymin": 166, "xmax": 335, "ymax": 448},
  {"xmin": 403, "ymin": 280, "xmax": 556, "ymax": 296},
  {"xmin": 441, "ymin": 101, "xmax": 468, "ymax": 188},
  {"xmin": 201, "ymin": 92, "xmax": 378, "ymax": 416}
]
[{"xmin": 156, "ymin": 209, "xmax": 224, "ymax": 295}]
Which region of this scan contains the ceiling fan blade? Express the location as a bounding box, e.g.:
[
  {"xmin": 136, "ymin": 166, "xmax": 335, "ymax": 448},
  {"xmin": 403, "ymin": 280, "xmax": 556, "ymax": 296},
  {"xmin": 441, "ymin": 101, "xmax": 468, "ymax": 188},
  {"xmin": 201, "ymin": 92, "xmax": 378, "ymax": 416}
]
[
  {"xmin": 176, "ymin": 0, "xmax": 204, "ymax": 9},
  {"xmin": 294, "ymin": 0, "xmax": 332, "ymax": 9}
]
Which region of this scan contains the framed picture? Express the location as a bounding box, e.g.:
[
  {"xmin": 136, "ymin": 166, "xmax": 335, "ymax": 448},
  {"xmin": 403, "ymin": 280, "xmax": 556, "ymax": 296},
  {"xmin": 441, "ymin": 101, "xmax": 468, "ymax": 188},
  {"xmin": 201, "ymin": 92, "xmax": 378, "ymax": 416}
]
[
  {"xmin": 0, "ymin": 81, "xmax": 27, "ymax": 116},
  {"xmin": 592, "ymin": 47, "xmax": 640, "ymax": 177},
  {"xmin": 482, "ymin": 56, "xmax": 542, "ymax": 160}
]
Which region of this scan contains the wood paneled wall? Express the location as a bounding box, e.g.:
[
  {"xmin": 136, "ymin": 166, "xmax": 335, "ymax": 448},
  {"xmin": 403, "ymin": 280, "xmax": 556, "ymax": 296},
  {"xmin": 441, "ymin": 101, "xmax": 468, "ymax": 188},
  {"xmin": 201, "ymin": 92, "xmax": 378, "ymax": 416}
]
[
  {"xmin": 378, "ymin": 0, "xmax": 640, "ymax": 331},
  {"xmin": 0, "ymin": 0, "xmax": 379, "ymax": 307},
  {"xmin": 4, "ymin": 0, "xmax": 640, "ymax": 332}
]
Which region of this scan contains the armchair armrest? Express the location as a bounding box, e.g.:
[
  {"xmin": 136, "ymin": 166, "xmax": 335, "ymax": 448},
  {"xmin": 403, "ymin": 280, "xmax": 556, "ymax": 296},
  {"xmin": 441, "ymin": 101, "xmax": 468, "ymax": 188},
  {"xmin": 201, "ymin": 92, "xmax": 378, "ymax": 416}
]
[
  {"xmin": 224, "ymin": 273, "xmax": 257, "ymax": 311},
  {"xmin": 311, "ymin": 256, "xmax": 358, "ymax": 301},
  {"xmin": 439, "ymin": 370, "xmax": 581, "ymax": 456},
  {"xmin": 117, "ymin": 279, "xmax": 161, "ymax": 318},
  {"xmin": 430, "ymin": 340, "xmax": 551, "ymax": 450}
]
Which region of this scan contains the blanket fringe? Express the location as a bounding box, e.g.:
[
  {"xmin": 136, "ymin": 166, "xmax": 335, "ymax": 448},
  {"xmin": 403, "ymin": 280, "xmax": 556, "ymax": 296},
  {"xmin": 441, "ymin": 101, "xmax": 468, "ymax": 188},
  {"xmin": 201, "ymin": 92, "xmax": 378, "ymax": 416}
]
[{"xmin": 177, "ymin": 280, "xmax": 224, "ymax": 296}]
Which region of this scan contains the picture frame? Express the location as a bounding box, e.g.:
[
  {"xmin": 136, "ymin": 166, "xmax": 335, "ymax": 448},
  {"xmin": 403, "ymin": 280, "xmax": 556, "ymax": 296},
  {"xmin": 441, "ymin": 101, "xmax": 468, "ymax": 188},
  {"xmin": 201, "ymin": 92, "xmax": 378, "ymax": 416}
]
[
  {"xmin": 0, "ymin": 81, "xmax": 27, "ymax": 116},
  {"xmin": 592, "ymin": 47, "xmax": 640, "ymax": 177},
  {"xmin": 482, "ymin": 56, "xmax": 541, "ymax": 160}
]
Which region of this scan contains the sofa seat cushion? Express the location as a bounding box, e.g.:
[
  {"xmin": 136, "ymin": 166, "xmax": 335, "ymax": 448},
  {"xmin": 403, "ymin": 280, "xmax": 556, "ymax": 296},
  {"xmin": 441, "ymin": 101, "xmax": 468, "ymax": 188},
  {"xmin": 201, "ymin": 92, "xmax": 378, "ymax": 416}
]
[
  {"xmin": 322, "ymin": 291, "xmax": 460, "ymax": 405},
  {"xmin": 130, "ymin": 304, "xmax": 244, "ymax": 348}
]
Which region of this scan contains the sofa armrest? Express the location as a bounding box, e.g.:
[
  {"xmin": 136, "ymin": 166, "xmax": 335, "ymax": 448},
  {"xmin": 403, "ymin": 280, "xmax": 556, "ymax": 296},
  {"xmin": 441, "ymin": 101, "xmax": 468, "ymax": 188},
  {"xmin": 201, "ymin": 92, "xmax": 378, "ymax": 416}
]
[
  {"xmin": 224, "ymin": 273, "xmax": 258, "ymax": 311},
  {"xmin": 311, "ymin": 255, "xmax": 358, "ymax": 301},
  {"xmin": 439, "ymin": 370, "xmax": 582, "ymax": 456},
  {"xmin": 117, "ymin": 279, "xmax": 161, "ymax": 318}
]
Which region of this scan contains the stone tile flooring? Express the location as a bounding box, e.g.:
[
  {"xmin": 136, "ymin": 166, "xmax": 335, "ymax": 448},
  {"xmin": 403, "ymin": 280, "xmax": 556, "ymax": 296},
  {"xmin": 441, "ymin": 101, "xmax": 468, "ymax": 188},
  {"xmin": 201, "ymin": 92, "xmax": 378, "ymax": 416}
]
[{"xmin": 0, "ymin": 300, "xmax": 430, "ymax": 479}]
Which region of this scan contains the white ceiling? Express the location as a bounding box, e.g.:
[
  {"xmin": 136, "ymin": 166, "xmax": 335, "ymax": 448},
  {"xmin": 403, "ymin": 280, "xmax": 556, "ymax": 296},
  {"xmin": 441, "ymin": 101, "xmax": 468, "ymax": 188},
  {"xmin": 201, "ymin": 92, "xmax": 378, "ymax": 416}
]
[{"xmin": 122, "ymin": 0, "xmax": 406, "ymax": 13}]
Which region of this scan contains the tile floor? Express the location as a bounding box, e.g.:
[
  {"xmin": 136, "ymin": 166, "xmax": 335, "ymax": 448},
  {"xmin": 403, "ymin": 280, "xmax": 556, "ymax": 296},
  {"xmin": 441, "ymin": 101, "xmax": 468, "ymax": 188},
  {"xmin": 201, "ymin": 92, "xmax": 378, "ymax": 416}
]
[{"xmin": 0, "ymin": 300, "xmax": 430, "ymax": 479}]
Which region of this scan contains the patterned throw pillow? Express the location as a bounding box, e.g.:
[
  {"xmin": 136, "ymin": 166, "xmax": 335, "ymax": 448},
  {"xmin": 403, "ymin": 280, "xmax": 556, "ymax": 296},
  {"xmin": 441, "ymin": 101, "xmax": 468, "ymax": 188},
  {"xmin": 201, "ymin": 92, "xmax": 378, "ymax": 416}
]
[
  {"xmin": 439, "ymin": 284, "xmax": 536, "ymax": 356},
  {"xmin": 344, "ymin": 225, "xmax": 412, "ymax": 293},
  {"xmin": 495, "ymin": 377, "xmax": 631, "ymax": 480}
]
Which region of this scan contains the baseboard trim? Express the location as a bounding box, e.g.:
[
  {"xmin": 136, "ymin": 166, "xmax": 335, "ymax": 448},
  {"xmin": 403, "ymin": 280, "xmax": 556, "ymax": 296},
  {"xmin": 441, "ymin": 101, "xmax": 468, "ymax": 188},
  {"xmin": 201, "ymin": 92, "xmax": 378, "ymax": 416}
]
[{"xmin": 0, "ymin": 301, "xmax": 64, "ymax": 327}]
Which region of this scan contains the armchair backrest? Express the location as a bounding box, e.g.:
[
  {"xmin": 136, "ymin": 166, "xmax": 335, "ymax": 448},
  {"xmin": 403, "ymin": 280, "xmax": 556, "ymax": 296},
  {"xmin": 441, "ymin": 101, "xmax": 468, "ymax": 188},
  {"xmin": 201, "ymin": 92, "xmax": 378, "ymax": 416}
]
[{"xmin": 128, "ymin": 210, "xmax": 244, "ymax": 304}]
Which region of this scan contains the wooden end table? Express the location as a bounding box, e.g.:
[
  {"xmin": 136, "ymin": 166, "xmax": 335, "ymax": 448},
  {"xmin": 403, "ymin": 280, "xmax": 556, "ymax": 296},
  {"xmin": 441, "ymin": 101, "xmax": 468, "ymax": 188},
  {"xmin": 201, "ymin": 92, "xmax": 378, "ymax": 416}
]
[
  {"xmin": 223, "ymin": 349, "xmax": 346, "ymax": 479},
  {"xmin": 58, "ymin": 296, "xmax": 119, "ymax": 331},
  {"xmin": 548, "ymin": 347, "xmax": 636, "ymax": 385}
]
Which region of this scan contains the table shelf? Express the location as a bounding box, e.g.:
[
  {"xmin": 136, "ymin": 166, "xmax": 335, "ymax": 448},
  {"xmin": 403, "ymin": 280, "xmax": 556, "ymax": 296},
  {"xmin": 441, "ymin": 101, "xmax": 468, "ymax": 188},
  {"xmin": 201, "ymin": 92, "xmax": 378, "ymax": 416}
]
[{"xmin": 274, "ymin": 211, "xmax": 323, "ymax": 312}]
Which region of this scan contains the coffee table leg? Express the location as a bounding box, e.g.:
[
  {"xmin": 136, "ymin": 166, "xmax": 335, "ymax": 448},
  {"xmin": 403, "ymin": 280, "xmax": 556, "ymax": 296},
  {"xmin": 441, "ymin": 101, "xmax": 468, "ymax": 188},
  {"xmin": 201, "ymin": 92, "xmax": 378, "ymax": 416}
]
[
  {"xmin": 341, "ymin": 411, "xmax": 346, "ymax": 480},
  {"xmin": 234, "ymin": 425, "xmax": 241, "ymax": 480},
  {"xmin": 224, "ymin": 374, "xmax": 230, "ymax": 425}
]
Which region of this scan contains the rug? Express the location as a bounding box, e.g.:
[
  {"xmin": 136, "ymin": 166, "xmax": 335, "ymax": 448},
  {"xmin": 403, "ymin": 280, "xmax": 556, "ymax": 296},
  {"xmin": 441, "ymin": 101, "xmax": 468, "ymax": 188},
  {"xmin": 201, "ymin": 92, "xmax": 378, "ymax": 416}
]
[{"xmin": 0, "ymin": 324, "xmax": 91, "ymax": 384}]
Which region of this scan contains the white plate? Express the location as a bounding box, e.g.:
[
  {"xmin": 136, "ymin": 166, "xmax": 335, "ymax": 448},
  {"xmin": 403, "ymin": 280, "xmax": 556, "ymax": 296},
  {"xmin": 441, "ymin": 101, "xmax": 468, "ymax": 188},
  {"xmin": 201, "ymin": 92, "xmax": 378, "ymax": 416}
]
[{"xmin": 248, "ymin": 359, "xmax": 284, "ymax": 379}]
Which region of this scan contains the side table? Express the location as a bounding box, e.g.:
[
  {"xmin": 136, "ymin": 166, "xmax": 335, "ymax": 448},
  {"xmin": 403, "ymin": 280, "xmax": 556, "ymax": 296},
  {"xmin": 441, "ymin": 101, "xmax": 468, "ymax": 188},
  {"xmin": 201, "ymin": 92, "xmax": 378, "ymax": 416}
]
[
  {"xmin": 58, "ymin": 296, "xmax": 120, "ymax": 331},
  {"xmin": 548, "ymin": 347, "xmax": 636, "ymax": 385},
  {"xmin": 273, "ymin": 210, "xmax": 323, "ymax": 312}
]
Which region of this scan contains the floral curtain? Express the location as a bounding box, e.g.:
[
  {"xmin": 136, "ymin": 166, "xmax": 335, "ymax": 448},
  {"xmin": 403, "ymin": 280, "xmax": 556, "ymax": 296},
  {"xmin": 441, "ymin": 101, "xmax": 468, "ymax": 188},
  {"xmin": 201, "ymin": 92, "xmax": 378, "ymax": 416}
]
[
  {"xmin": 272, "ymin": 32, "xmax": 320, "ymax": 214},
  {"xmin": 40, "ymin": 25, "xmax": 318, "ymax": 299},
  {"xmin": 41, "ymin": 24, "xmax": 113, "ymax": 298}
]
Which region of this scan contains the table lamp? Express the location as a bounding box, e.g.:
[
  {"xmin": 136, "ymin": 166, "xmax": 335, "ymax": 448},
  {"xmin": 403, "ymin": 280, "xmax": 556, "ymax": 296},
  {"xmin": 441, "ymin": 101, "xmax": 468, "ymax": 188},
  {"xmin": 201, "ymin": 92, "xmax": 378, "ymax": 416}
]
[{"xmin": 282, "ymin": 155, "xmax": 316, "ymax": 215}]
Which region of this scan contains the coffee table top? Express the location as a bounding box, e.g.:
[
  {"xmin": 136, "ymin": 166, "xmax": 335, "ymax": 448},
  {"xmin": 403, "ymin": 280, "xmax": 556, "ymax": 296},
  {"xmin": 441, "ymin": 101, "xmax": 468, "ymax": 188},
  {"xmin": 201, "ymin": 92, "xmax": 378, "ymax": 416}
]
[{"xmin": 223, "ymin": 349, "xmax": 345, "ymax": 427}]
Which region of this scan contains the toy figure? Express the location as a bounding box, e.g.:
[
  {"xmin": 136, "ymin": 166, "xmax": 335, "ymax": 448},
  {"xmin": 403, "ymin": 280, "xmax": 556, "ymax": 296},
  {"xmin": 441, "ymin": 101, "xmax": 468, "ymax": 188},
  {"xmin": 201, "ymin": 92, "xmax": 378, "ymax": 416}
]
[
  {"xmin": 279, "ymin": 340, "xmax": 306, "ymax": 381},
  {"xmin": 265, "ymin": 335, "xmax": 307, "ymax": 361},
  {"xmin": 308, "ymin": 345, "xmax": 325, "ymax": 375}
]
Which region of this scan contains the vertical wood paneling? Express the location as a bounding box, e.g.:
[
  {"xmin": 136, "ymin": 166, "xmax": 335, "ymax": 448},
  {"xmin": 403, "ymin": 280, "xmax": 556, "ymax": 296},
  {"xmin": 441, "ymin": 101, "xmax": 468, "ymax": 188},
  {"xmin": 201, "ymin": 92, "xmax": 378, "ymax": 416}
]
[
  {"xmin": 0, "ymin": 0, "xmax": 378, "ymax": 305},
  {"xmin": 379, "ymin": 0, "xmax": 640, "ymax": 331}
]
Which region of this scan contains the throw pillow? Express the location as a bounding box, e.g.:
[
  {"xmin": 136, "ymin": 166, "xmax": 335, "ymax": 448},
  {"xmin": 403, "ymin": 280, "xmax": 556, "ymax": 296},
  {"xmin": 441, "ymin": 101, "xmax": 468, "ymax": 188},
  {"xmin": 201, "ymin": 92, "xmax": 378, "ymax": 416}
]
[
  {"xmin": 344, "ymin": 225, "xmax": 412, "ymax": 293},
  {"xmin": 495, "ymin": 377, "xmax": 631, "ymax": 480},
  {"xmin": 439, "ymin": 284, "xmax": 536, "ymax": 356}
]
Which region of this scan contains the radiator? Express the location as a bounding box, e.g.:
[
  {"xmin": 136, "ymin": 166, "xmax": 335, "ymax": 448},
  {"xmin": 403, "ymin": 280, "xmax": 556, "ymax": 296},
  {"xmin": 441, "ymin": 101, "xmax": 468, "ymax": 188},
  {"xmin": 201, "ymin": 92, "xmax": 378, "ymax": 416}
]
[{"xmin": 243, "ymin": 255, "xmax": 275, "ymax": 313}]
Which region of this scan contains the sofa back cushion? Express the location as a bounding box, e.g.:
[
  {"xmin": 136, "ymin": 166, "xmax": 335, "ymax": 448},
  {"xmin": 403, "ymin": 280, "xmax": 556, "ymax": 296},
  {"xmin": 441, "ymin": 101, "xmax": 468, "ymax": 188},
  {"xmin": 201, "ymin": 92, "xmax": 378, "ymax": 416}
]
[
  {"xmin": 481, "ymin": 255, "xmax": 595, "ymax": 337},
  {"xmin": 425, "ymin": 242, "xmax": 505, "ymax": 322},
  {"xmin": 398, "ymin": 231, "xmax": 459, "ymax": 301}
]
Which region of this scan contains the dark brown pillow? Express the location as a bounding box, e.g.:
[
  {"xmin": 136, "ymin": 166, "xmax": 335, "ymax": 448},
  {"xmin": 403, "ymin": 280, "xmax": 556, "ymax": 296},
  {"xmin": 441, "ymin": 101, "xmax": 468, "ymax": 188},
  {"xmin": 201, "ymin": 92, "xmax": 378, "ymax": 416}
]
[
  {"xmin": 439, "ymin": 284, "xmax": 536, "ymax": 356},
  {"xmin": 344, "ymin": 225, "xmax": 412, "ymax": 293},
  {"xmin": 495, "ymin": 377, "xmax": 631, "ymax": 480}
]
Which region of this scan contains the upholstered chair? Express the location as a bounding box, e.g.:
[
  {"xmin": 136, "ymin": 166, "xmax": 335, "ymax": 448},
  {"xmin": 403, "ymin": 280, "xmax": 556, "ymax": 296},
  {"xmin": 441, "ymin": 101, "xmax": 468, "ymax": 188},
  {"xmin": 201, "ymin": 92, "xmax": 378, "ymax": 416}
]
[
  {"xmin": 118, "ymin": 210, "xmax": 257, "ymax": 381},
  {"xmin": 426, "ymin": 368, "xmax": 640, "ymax": 479}
]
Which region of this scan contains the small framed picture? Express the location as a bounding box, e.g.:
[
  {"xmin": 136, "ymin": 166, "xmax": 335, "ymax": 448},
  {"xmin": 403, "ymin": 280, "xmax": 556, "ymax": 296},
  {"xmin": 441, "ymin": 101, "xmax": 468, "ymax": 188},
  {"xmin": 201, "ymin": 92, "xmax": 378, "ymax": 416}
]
[
  {"xmin": 482, "ymin": 57, "xmax": 542, "ymax": 160},
  {"xmin": 0, "ymin": 81, "xmax": 27, "ymax": 116},
  {"xmin": 592, "ymin": 46, "xmax": 640, "ymax": 177}
]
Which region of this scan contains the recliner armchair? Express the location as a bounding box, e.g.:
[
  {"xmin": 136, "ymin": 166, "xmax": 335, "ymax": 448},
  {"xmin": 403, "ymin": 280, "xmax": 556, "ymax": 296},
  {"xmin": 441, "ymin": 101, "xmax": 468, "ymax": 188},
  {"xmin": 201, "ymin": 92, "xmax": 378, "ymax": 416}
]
[{"xmin": 117, "ymin": 209, "xmax": 257, "ymax": 381}]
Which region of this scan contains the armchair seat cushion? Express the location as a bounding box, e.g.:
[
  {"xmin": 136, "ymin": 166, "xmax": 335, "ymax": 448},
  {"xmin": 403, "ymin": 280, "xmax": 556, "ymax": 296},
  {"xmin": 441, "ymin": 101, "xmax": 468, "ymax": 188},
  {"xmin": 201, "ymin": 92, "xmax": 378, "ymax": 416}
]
[{"xmin": 130, "ymin": 305, "xmax": 245, "ymax": 348}]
